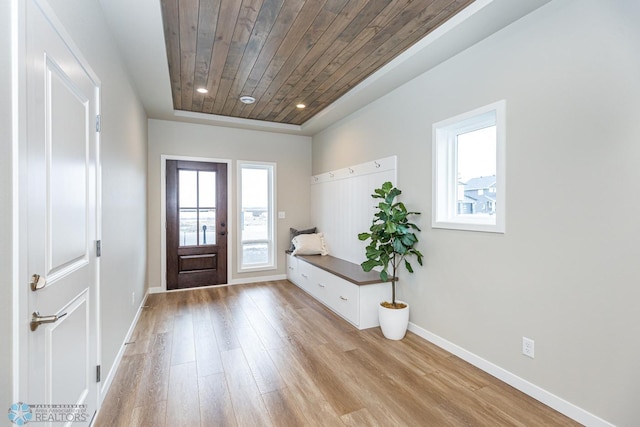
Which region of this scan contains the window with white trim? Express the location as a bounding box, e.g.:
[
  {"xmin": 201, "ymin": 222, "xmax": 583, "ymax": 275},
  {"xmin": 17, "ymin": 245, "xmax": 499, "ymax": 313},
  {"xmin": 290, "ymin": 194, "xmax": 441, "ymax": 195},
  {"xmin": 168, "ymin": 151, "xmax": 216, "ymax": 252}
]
[
  {"xmin": 432, "ymin": 100, "xmax": 506, "ymax": 233},
  {"xmin": 238, "ymin": 162, "xmax": 276, "ymax": 271}
]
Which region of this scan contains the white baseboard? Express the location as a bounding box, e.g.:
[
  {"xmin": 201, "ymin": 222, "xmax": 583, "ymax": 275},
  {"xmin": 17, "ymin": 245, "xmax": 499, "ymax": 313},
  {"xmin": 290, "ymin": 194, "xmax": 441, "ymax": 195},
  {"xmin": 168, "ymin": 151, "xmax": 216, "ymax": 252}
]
[
  {"xmin": 147, "ymin": 274, "xmax": 287, "ymax": 294},
  {"xmin": 407, "ymin": 322, "xmax": 613, "ymax": 427},
  {"xmin": 230, "ymin": 273, "xmax": 287, "ymax": 285},
  {"xmin": 98, "ymin": 291, "xmax": 149, "ymax": 402}
]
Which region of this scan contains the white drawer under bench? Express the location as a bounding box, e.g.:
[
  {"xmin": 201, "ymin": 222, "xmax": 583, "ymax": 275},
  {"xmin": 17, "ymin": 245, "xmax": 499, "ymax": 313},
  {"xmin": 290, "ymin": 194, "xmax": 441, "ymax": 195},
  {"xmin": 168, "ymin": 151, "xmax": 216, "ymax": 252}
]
[{"xmin": 286, "ymin": 253, "xmax": 391, "ymax": 330}]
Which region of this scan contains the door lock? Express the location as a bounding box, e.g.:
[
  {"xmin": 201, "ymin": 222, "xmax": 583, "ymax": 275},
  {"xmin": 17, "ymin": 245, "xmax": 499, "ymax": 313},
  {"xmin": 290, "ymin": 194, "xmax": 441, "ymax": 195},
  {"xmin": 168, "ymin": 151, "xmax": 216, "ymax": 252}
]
[
  {"xmin": 30, "ymin": 311, "xmax": 67, "ymax": 331},
  {"xmin": 30, "ymin": 274, "xmax": 46, "ymax": 291}
]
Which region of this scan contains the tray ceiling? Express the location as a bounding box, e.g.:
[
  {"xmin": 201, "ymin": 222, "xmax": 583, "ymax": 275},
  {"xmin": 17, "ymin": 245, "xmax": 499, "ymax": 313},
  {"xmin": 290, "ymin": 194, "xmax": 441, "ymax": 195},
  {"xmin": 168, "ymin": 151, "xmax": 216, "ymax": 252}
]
[{"xmin": 160, "ymin": 0, "xmax": 475, "ymax": 126}]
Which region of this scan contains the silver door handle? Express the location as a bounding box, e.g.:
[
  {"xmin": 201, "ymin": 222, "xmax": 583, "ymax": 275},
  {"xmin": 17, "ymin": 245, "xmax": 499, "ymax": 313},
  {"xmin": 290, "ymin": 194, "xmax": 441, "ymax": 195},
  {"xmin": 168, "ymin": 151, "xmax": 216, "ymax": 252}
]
[
  {"xmin": 30, "ymin": 274, "xmax": 46, "ymax": 291},
  {"xmin": 30, "ymin": 311, "xmax": 67, "ymax": 331}
]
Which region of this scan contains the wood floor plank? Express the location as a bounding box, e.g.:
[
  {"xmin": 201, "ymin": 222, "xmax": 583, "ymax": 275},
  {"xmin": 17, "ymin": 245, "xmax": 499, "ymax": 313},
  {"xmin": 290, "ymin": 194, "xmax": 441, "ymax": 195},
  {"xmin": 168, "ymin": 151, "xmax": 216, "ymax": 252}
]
[
  {"xmin": 129, "ymin": 400, "xmax": 167, "ymax": 427},
  {"xmin": 166, "ymin": 362, "xmax": 200, "ymax": 426},
  {"xmin": 294, "ymin": 343, "xmax": 365, "ymax": 416},
  {"xmin": 208, "ymin": 292, "xmax": 242, "ymax": 352},
  {"xmin": 94, "ymin": 354, "xmax": 146, "ymax": 427},
  {"xmin": 193, "ymin": 317, "xmax": 224, "ymax": 377},
  {"xmin": 170, "ymin": 312, "xmax": 195, "ymax": 366},
  {"xmin": 262, "ymin": 387, "xmax": 311, "ymax": 427},
  {"xmin": 475, "ymin": 382, "xmax": 580, "ymax": 426},
  {"xmin": 97, "ymin": 280, "xmax": 582, "ymax": 427},
  {"xmin": 340, "ymin": 407, "xmax": 390, "ymax": 427},
  {"xmin": 267, "ymin": 344, "xmax": 346, "ymax": 426},
  {"xmin": 150, "ymin": 294, "xmax": 176, "ymax": 334},
  {"xmin": 237, "ymin": 285, "xmax": 288, "ymax": 350},
  {"xmin": 330, "ymin": 344, "xmax": 453, "ymax": 425},
  {"xmin": 239, "ymin": 333, "xmax": 285, "ymax": 394},
  {"xmin": 198, "ymin": 372, "xmax": 237, "ymax": 427},
  {"xmin": 221, "ymin": 348, "xmax": 273, "ymax": 427},
  {"xmin": 295, "ymin": 306, "xmax": 361, "ymax": 352},
  {"xmin": 135, "ymin": 332, "xmax": 172, "ymax": 407}
]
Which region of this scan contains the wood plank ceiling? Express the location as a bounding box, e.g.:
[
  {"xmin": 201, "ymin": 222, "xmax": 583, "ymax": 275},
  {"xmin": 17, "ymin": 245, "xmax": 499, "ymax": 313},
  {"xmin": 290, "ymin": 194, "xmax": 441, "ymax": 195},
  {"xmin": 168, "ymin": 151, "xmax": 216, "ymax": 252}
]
[{"xmin": 160, "ymin": 0, "xmax": 475, "ymax": 126}]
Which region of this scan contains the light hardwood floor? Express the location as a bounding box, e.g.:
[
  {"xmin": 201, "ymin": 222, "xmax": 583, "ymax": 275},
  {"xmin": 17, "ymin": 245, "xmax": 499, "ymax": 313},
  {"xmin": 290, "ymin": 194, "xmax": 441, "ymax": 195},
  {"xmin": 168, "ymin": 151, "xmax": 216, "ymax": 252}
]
[{"xmin": 95, "ymin": 280, "xmax": 580, "ymax": 426}]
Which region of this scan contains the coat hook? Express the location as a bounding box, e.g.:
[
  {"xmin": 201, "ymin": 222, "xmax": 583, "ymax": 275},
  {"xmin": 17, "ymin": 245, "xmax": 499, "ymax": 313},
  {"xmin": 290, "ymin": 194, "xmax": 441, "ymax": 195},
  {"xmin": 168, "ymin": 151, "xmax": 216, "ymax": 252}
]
[
  {"xmin": 374, "ymin": 161, "xmax": 380, "ymax": 168},
  {"xmin": 329, "ymin": 172, "xmax": 334, "ymax": 178},
  {"xmin": 348, "ymin": 168, "xmax": 354, "ymax": 174},
  {"xmin": 314, "ymin": 176, "xmax": 318, "ymax": 182}
]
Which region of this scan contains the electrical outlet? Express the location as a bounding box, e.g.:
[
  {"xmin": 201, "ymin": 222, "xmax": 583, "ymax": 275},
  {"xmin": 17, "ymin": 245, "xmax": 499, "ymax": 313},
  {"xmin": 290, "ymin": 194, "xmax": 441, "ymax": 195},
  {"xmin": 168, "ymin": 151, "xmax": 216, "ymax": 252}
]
[{"xmin": 522, "ymin": 337, "xmax": 535, "ymax": 358}]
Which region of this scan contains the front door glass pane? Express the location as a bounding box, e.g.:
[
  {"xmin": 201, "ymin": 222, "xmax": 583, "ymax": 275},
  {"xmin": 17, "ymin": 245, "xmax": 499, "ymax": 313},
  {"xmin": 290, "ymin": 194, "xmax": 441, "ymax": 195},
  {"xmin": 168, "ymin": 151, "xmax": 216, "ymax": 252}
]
[
  {"xmin": 178, "ymin": 169, "xmax": 216, "ymax": 247},
  {"xmin": 199, "ymin": 171, "xmax": 216, "ymax": 208},
  {"xmin": 179, "ymin": 209, "xmax": 197, "ymax": 246},
  {"xmin": 179, "ymin": 170, "xmax": 197, "ymax": 207},
  {"xmin": 199, "ymin": 208, "xmax": 216, "ymax": 245}
]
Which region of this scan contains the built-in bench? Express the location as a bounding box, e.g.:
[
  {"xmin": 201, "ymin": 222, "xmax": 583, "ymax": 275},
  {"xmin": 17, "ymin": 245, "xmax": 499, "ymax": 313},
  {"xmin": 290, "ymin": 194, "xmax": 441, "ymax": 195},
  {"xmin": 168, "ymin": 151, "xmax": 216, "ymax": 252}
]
[
  {"xmin": 286, "ymin": 253, "xmax": 391, "ymax": 329},
  {"xmin": 296, "ymin": 254, "xmax": 389, "ymax": 285}
]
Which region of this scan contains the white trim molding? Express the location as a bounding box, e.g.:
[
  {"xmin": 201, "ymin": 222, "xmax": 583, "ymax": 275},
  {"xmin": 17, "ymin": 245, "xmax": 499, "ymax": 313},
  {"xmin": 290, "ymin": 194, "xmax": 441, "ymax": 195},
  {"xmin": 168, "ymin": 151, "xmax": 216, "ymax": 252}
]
[
  {"xmin": 97, "ymin": 291, "xmax": 148, "ymax": 406},
  {"xmin": 432, "ymin": 100, "xmax": 506, "ymax": 233},
  {"xmin": 408, "ymin": 322, "xmax": 614, "ymax": 427}
]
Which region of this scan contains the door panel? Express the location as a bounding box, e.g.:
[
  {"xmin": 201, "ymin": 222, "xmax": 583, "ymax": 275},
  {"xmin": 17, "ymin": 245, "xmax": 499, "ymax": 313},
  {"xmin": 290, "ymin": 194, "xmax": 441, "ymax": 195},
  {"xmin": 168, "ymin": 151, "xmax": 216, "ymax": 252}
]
[
  {"xmin": 26, "ymin": 0, "xmax": 99, "ymax": 422},
  {"xmin": 166, "ymin": 160, "xmax": 228, "ymax": 289},
  {"xmin": 49, "ymin": 59, "xmax": 89, "ymax": 276}
]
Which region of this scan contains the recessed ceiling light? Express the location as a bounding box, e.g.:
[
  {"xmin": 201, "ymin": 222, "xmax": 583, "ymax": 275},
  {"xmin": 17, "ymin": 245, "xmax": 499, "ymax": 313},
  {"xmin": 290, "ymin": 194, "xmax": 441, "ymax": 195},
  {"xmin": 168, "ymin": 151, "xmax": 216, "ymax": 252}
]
[
  {"xmin": 196, "ymin": 87, "xmax": 208, "ymax": 94},
  {"xmin": 296, "ymin": 103, "xmax": 306, "ymax": 109},
  {"xmin": 239, "ymin": 95, "xmax": 256, "ymax": 104}
]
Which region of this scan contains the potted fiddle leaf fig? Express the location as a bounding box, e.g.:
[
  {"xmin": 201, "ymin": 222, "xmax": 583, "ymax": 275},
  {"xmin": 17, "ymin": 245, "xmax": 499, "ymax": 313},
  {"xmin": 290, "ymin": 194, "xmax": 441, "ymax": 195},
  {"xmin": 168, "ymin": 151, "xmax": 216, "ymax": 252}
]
[{"xmin": 358, "ymin": 181, "xmax": 423, "ymax": 340}]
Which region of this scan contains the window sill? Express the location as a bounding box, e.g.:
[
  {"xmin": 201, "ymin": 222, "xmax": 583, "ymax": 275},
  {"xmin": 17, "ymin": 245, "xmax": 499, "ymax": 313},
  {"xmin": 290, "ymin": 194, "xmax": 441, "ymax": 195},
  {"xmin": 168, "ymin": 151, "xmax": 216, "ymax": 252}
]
[{"xmin": 432, "ymin": 220, "xmax": 504, "ymax": 234}]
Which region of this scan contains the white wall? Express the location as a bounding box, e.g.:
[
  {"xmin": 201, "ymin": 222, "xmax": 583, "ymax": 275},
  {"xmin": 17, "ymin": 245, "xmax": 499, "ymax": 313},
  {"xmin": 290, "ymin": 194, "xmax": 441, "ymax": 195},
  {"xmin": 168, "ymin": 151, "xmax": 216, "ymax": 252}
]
[
  {"xmin": 147, "ymin": 119, "xmax": 312, "ymax": 288},
  {"xmin": 42, "ymin": 0, "xmax": 148, "ymax": 392},
  {"xmin": 312, "ymin": 1, "xmax": 640, "ymax": 425},
  {"xmin": 1, "ymin": 0, "xmax": 14, "ymax": 413}
]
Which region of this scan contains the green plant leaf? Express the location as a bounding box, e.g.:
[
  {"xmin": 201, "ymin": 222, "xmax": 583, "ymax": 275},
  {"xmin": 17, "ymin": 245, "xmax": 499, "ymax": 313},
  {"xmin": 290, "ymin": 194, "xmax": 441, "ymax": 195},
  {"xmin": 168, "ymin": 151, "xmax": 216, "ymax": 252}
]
[
  {"xmin": 361, "ymin": 259, "xmax": 380, "ymax": 272},
  {"xmin": 358, "ymin": 232, "xmax": 371, "ymax": 241},
  {"xmin": 405, "ymin": 259, "xmax": 414, "ymax": 273}
]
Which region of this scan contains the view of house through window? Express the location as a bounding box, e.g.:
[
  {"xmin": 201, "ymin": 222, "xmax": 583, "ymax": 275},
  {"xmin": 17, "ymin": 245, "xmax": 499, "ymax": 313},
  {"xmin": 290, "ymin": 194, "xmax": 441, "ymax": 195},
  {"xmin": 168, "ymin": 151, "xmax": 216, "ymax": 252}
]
[
  {"xmin": 456, "ymin": 125, "xmax": 497, "ymax": 217},
  {"xmin": 239, "ymin": 162, "xmax": 275, "ymax": 270}
]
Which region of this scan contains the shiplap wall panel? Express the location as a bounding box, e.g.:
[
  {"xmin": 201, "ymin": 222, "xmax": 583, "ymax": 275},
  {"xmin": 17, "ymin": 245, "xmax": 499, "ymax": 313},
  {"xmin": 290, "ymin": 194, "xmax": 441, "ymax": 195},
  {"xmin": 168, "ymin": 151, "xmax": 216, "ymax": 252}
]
[{"xmin": 310, "ymin": 157, "xmax": 397, "ymax": 265}]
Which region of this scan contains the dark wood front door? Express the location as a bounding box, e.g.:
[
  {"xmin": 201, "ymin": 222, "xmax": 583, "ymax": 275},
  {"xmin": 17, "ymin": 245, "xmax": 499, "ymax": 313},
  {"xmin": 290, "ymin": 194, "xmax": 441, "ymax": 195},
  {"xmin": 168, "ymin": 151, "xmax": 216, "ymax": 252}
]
[{"xmin": 166, "ymin": 160, "xmax": 228, "ymax": 289}]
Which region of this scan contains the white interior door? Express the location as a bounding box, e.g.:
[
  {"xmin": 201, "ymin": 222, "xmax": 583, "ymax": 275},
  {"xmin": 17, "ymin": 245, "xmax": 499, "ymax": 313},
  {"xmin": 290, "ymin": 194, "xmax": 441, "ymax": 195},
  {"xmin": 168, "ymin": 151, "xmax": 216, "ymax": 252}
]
[{"xmin": 25, "ymin": 0, "xmax": 100, "ymax": 424}]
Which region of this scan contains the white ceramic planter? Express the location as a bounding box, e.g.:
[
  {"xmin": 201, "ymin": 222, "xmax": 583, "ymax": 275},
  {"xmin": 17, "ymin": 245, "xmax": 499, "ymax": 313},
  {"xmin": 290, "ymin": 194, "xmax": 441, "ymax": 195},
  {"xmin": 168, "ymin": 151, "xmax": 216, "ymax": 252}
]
[{"xmin": 378, "ymin": 301, "xmax": 410, "ymax": 340}]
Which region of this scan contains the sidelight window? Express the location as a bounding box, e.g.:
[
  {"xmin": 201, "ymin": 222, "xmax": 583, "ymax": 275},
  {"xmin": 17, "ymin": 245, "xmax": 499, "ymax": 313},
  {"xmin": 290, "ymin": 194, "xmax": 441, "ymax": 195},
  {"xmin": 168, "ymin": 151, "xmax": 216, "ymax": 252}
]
[{"xmin": 238, "ymin": 162, "xmax": 276, "ymax": 271}]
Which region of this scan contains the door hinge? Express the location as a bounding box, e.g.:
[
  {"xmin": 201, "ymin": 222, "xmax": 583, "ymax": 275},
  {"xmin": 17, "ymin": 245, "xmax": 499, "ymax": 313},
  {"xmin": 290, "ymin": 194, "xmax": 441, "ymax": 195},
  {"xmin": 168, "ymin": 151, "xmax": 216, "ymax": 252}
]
[
  {"xmin": 95, "ymin": 114, "xmax": 101, "ymax": 132},
  {"xmin": 96, "ymin": 365, "xmax": 101, "ymax": 382},
  {"xmin": 96, "ymin": 240, "xmax": 101, "ymax": 257}
]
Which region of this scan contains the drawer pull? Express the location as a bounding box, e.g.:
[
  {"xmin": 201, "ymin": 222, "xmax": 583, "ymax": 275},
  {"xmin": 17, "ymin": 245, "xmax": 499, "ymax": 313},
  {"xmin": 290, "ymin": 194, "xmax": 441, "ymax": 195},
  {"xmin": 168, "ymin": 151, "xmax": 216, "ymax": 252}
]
[
  {"xmin": 340, "ymin": 296, "xmax": 348, "ymax": 301},
  {"xmin": 301, "ymin": 274, "xmax": 308, "ymax": 278},
  {"xmin": 318, "ymin": 283, "xmax": 325, "ymax": 288}
]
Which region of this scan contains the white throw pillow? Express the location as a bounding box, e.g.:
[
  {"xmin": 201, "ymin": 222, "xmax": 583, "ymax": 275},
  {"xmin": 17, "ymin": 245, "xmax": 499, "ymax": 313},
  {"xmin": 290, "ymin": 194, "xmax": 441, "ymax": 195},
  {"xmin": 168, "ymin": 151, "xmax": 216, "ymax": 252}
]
[{"xmin": 291, "ymin": 232, "xmax": 328, "ymax": 256}]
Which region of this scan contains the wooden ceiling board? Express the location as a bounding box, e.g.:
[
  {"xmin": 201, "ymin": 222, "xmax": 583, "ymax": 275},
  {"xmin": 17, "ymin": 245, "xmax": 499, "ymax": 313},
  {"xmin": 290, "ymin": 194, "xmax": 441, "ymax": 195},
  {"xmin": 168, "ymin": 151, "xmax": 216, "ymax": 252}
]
[
  {"xmin": 228, "ymin": 0, "xmax": 307, "ymax": 117},
  {"xmin": 238, "ymin": 0, "xmax": 349, "ymax": 120},
  {"xmin": 290, "ymin": 0, "xmax": 473, "ymax": 124},
  {"xmin": 160, "ymin": 0, "xmax": 476, "ymax": 125},
  {"xmin": 251, "ymin": 0, "xmax": 372, "ymax": 121}
]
